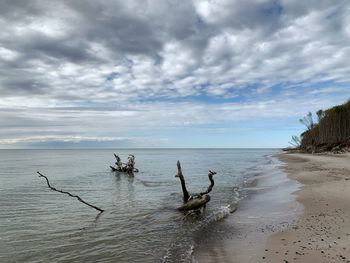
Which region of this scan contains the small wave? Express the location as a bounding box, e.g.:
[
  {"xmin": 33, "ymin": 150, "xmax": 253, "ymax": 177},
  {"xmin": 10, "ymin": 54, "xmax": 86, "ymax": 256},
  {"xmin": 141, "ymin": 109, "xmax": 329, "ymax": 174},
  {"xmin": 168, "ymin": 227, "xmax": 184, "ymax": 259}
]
[
  {"xmin": 198, "ymin": 205, "xmax": 236, "ymax": 228},
  {"xmin": 161, "ymin": 204, "xmax": 238, "ymax": 263},
  {"xmin": 163, "ymin": 244, "xmax": 195, "ymax": 263},
  {"xmin": 137, "ymin": 179, "xmax": 174, "ymax": 187}
]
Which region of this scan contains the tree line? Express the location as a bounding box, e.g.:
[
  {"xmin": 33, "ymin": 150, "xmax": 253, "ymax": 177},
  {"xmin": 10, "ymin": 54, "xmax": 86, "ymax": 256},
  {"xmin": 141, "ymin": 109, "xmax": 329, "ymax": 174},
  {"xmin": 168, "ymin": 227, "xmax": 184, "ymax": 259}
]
[{"xmin": 292, "ymin": 99, "xmax": 350, "ymax": 153}]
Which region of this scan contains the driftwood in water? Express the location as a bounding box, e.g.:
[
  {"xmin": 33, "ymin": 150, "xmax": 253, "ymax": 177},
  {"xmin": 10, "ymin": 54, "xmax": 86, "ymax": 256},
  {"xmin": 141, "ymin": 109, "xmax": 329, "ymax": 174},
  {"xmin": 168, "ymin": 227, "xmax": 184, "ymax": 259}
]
[
  {"xmin": 199, "ymin": 170, "xmax": 216, "ymax": 195},
  {"xmin": 37, "ymin": 171, "xmax": 104, "ymax": 213},
  {"xmin": 178, "ymin": 195, "xmax": 211, "ymax": 212},
  {"xmin": 175, "ymin": 160, "xmax": 217, "ymax": 212},
  {"xmin": 175, "ymin": 160, "xmax": 190, "ymax": 202},
  {"xmin": 111, "ymin": 154, "xmax": 139, "ymax": 175},
  {"xmin": 114, "ymin": 153, "xmax": 124, "ymax": 171}
]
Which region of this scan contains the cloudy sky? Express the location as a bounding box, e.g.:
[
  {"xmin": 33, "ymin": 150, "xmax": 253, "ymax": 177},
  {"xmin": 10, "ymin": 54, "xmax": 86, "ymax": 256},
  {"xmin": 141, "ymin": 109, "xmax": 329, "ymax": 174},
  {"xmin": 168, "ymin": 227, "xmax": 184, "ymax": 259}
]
[{"xmin": 0, "ymin": 0, "xmax": 349, "ymax": 148}]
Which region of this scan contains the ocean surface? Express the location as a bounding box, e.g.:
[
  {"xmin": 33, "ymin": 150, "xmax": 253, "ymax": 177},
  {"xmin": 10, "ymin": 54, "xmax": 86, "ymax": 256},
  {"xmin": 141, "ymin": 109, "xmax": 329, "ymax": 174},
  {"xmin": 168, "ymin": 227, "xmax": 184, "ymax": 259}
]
[{"xmin": 0, "ymin": 148, "xmax": 279, "ymax": 263}]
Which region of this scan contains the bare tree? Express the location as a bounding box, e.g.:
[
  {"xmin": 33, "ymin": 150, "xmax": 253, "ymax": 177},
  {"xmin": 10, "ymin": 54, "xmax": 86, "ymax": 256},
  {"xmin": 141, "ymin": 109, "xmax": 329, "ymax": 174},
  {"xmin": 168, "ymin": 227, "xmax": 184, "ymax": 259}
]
[
  {"xmin": 289, "ymin": 135, "xmax": 301, "ymax": 148},
  {"xmin": 316, "ymin": 109, "xmax": 325, "ymax": 123},
  {"xmin": 299, "ymin": 112, "xmax": 314, "ymax": 130}
]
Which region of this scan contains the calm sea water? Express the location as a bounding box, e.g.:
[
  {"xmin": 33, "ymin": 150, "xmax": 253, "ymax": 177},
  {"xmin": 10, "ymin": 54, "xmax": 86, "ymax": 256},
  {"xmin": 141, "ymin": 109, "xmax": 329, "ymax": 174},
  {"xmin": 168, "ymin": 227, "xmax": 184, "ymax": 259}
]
[{"xmin": 0, "ymin": 149, "xmax": 278, "ymax": 262}]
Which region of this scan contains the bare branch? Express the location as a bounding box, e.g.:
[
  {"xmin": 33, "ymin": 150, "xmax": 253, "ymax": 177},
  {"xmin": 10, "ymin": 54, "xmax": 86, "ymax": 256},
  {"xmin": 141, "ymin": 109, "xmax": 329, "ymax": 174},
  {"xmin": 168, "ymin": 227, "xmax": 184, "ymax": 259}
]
[
  {"xmin": 175, "ymin": 160, "xmax": 190, "ymax": 203},
  {"xmin": 199, "ymin": 170, "xmax": 217, "ymax": 195},
  {"xmin": 111, "ymin": 154, "xmax": 138, "ymax": 174},
  {"xmin": 299, "ymin": 112, "xmax": 314, "ymax": 130},
  {"xmin": 175, "ymin": 161, "xmax": 218, "ymax": 212},
  {"xmin": 37, "ymin": 171, "xmax": 104, "ymax": 213},
  {"xmin": 289, "ymin": 135, "xmax": 301, "ymax": 147}
]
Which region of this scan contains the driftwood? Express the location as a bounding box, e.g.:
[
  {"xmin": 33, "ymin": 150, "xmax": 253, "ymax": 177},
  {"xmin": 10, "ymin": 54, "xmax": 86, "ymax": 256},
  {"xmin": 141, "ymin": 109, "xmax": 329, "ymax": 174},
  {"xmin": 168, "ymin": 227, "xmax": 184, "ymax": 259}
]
[
  {"xmin": 199, "ymin": 170, "xmax": 216, "ymax": 196},
  {"xmin": 111, "ymin": 154, "xmax": 139, "ymax": 174},
  {"xmin": 178, "ymin": 195, "xmax": 211, "ymax": 212},
  {"xmin": 175, "ymin": 160, "xmax": 217, "ymax": 212},
  {"xmin": 114, "ymin": 153, "xmax": 124, "ymax": 171},
  {"xmin": 175, "ymin": 160, "xmax": 190, "ymax": 202},
  {"xmin": 37, "ymin": 171, "xmax": 104, "ymax": 213}
]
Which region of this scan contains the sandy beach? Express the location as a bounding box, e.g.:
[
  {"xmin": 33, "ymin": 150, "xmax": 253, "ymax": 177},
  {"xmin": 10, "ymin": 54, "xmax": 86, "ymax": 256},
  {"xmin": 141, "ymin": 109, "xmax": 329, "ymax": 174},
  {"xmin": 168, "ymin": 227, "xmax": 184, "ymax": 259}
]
[
  {"xmin": 194, "ymin": 152, "xmax": 350, "ymax": 263},
  {"xmin": 266, "ymin": 153, "xmax": 350, "ymax": 263}
]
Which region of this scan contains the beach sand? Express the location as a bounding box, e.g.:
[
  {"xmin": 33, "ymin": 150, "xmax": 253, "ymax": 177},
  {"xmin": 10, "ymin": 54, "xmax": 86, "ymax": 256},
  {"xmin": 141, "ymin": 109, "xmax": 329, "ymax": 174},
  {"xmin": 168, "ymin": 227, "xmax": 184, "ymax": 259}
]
[
  {"xmin": 194, "ymin": 153, "xmax": 350, "ymax": 263},
  {"xmin": 266, "ymin": 153, "xmax": 350, "ymax": 263}
]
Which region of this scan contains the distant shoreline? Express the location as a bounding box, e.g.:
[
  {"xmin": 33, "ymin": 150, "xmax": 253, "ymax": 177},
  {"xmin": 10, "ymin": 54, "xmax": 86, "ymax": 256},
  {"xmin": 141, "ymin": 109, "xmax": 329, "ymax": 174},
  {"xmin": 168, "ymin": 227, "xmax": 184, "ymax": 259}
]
[{"xmin": 0, "ymin": 147, "xmax": 281, "ymax": 150}]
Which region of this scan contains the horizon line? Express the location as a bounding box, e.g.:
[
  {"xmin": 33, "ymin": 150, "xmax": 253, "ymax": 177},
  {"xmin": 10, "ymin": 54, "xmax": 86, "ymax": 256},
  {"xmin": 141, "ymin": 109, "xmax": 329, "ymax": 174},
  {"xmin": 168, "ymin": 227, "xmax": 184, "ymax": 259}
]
[{"xmin": 0, "ymin": 147, "xmax": 282, "ymax": 150}]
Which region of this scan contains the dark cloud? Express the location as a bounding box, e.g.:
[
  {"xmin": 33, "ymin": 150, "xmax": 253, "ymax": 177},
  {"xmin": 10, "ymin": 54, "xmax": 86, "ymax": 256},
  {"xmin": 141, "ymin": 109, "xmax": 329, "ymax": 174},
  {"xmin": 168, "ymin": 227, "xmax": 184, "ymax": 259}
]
[
  {"xmin": 1, "ymin": 78, "xmax": 46, "ymax": 95},
  {"xmin": 0, "ymin": 0, "xmax": 47, "ymax": 19}
]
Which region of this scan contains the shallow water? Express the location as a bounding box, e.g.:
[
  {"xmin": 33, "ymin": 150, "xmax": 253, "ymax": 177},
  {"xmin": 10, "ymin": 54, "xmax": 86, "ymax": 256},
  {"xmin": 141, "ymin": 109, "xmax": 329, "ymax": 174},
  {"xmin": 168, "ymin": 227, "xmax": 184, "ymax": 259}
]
[
  {"xmin": 0, "ymin": 149, "xmax": 277, "ymax": 262},
  {"xmin": 193, "ymin": 154, "xmax": 302, "ymax": 262}
]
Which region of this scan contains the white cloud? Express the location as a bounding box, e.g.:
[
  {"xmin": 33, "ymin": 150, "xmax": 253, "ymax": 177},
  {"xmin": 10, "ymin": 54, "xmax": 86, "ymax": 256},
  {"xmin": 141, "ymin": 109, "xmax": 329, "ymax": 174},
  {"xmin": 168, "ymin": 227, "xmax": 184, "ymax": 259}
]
[
  {"xmin": 0, "ymin": 135, "xmax": 133, "ymax": 145},
  {"xmin": 0, "ymin": 47, "xmax": 19, "ymax": 61},
  {"xmin": 0, "ymin": 0, "xmax": 349, "ymax": 147}
]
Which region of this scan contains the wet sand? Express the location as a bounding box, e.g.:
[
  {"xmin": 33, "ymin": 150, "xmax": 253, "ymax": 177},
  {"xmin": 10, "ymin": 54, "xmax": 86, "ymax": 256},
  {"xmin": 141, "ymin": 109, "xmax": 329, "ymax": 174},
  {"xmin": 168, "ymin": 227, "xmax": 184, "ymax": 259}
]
[
  {"xmin": 266, "ymin": 153, "xmax": 350, "ymax": 263},
  {"xmin": 193, "ymin": 156, "xmax": 302, "ymax": 262},
  {"xmin": 194, "ymin": 153, "xmax": 350, "ymax": 263}
]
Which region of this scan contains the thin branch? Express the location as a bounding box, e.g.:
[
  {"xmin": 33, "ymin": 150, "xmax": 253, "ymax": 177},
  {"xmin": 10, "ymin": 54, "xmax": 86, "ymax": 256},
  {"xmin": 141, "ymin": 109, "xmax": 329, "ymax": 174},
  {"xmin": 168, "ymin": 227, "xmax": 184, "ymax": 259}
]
[
  {"xmin": 199, "ymin": 170, "xmax": 217, "ymax": 195},
  {"xmin": 189, "ymin": 170, "xmax": 217, "ymax": 198},
  {"xmin": 37, "ymin": 171, "xmax": 104, "ymax": 213}
]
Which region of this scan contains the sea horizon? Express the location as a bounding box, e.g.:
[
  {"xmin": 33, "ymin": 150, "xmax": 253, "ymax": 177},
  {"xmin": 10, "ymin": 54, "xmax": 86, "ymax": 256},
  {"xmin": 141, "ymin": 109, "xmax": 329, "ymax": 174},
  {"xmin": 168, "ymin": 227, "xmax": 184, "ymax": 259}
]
[{"xmin": 0, "ymin": 147, "xmax": 281, "ymax": 150}]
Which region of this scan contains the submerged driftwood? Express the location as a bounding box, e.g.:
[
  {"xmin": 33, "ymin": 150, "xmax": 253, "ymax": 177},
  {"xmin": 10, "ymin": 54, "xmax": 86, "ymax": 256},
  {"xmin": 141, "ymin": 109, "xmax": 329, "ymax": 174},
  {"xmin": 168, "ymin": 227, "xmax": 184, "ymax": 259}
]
[
  {"xmin": 110, "ymin": 154, "xmax": 139, "ymax": 175},
  {"xmin": 175, "ymin": 160, "xmax": 217, "ymax": 212},
  {"xmin": 37, "ymin": 171, "xmax": 104, "ymax": 213},
  {"xmin": 177, "ymin": 195, "xmax": 211, "ymax": 212}
]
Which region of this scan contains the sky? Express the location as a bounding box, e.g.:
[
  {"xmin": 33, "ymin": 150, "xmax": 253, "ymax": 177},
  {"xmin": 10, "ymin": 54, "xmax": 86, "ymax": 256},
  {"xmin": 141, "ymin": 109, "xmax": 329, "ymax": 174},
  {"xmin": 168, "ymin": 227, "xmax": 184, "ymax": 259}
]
[{"xmin": 0, "ymin": 0, "xmax": 349, "ymax": 149}]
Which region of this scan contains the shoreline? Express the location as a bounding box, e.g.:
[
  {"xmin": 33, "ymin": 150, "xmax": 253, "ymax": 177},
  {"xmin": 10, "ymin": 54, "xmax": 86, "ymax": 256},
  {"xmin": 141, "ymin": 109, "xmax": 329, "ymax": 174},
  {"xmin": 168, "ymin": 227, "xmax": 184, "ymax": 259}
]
[
  {"xmin": 193, "ymin": 153, "xmax": 302, "ymax": 262},
  {"xmin": 194, "ymin": 152, "xmax": 350, "ymax": 263},
  {"xmin": 265, "ymin": 152, "xmax": 350, "ymax": 262}
]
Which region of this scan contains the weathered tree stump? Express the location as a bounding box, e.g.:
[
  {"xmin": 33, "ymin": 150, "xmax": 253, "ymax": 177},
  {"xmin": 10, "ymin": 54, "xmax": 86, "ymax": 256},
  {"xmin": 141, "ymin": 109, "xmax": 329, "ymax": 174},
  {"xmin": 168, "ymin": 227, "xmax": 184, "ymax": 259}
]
[
  {"xmin": 175, "ymin": 160, "xmax": 217, "ymax": 212},
  {"xmin": 110, "ymin": 154, "xmax": 139, "ymax": 175}
]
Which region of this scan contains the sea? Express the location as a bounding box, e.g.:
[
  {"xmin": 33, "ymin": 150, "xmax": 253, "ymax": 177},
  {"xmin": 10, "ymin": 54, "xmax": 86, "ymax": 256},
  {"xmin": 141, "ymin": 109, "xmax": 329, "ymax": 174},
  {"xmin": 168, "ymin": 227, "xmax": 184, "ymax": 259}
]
[{"xmin": 0, "ymin": 148, "xmax": 280, "ymax": 262}]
